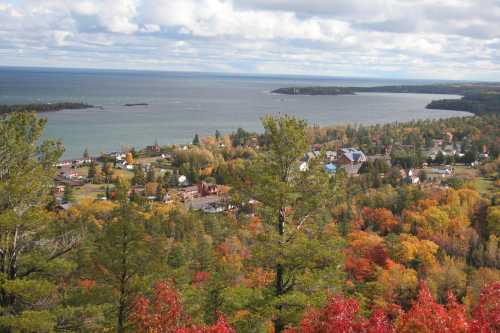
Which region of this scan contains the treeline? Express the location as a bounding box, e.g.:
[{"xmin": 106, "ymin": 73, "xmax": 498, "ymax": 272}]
[
  {"xmin": 272, "ymin": 83, "xmax": 500, "ymax": 96},
  {"xmin": 0, "ymin": 102, "xmax": 93, "ymax": 115},
  {"xmin": 272, "ymin": 83, "xmax": 500, "ymax": 115},
  {"xmin": 427, "ymin": 93, "xmax": 500, "ymax": 114},
  {"xmin": 272, "ymin": 86, "xmax": 355, "ymax": 95}
]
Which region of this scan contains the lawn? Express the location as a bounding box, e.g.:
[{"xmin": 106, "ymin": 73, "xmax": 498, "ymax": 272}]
[{"xmin": 74, "ymin": 183, "xmax": 109, "ymax": 200}]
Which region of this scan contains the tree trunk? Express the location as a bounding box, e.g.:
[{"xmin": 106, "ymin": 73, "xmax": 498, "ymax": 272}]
[
  {"xmin": 274, "ymin": 207, "xmax": 286, "ymax": 333},
  {"xmin": 117, "ymin": 225, "xmax": 129, "ymax": 333}
]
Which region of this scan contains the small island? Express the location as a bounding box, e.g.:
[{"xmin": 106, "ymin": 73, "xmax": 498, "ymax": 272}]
[
  {"xmin": 0, "ymin": 102, "xmax": 94, "ymax": 115},
  {"xmin": 124, "ymin": 103, "xmax": 149, "ymax": 107},
  {"xmin": 272, "ymin": 83, "xmax": 500, "ymax": 115}
]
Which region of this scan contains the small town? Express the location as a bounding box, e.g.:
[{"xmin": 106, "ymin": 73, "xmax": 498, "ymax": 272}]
[{"xmin": 52, "ymin": 122, "xmax": 495, "ymax": 215}]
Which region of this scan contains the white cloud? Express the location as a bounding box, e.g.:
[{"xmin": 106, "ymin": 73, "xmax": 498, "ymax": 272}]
[{"xmin": 0, "ymin": 0, "xmax": 499, "ymax": 80}]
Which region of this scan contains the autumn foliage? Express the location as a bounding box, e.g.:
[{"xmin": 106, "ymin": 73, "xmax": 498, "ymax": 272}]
[
  {"xmin": 131, "ymin": 281, "xmax": 234, "ymax": 333},
  {"xmin": 284, "ymin": 295, "xmax": 393, "ymax": 333},
  {"xmin": 286, "ymin": 282, "xmax": 500, "ymax": 333}
]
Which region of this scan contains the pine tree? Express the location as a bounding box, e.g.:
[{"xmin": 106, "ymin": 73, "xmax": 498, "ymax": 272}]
[
  {"xmin": 132, "ymin": 164, "xmax": 146, "ymax": 185},
  {"xmin": 88, "ymin": 160, "xmax": 97, "ymax": 181},
  {"xmin": 0, "ymin": 112, "xmax": 80, "ymax": 332},
  {"xmin": 234, "ymin": 115, "xmax": 337, "ymax": 332},
  {"xmin": 90, "ymin": 182, "xmax": 154, "ymax": 332},
  {"xmin": 83, "ymin": 147, "xmax": 90, "ymax": 159},
  {"xmin": 193, "ymin": 133, "xmax": 200, "ymax": 146},
  {"xmin": 146, "ymin": 167, "xmax": 155, "ymax": 183},
  {"xmin": 63, "ymin": 185, "xmax": 75, "ymax": 203}
]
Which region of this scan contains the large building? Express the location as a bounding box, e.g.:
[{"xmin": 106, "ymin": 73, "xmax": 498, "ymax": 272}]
[{"xmin": 337, "ymin": 148, "xmax": 367, "ymax": 175}]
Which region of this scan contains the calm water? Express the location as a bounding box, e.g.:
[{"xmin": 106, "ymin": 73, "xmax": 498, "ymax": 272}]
[{"xmin": 0, "ymin": 67, "xmax": 471, "ymax": 159}]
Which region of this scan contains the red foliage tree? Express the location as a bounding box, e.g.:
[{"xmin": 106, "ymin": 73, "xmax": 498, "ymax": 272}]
[
  {"xmin": 469, "ymin": 282, "xmax": 500, "ymax": 333},
  {"xmin": 131, "ymin": 281, "xmax": 234, "ymax": 333},
  {"xmin": 285, "ymin": 295, "xmax": 366, "ymax": 333},
  {"xmin": 283, "ymin": 282, "xmax": 500, "ymax": 333},
  {"xmin": 396, "ymin": 282, "xmax": 468, "ymax": 333},
  {"xmin": 284, "ymin": 296, "xmax": 393, "ymax": 333}
]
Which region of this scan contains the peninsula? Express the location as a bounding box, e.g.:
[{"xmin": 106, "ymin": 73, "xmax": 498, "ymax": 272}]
[
  {"xmin": 272, "ymin": 83, "xmax": 500, "ymax": 115},
  {"xmin": 0, "ymin": 102, "xmax": 94, "ymax": 115}
]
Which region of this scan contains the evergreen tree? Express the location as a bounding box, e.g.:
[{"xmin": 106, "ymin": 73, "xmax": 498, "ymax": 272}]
[
  {"xmin": 146, "ymin": 167, "xmax": 155, "ymax": 183},
  {"xmin": 88, "ymin": 160, "xmax": 97, "ymax": 181},
  {"xmin": 132, "ymin": 164, "xmax": 146, "ymax": 186},
  {"xmin": 234, "ymin": 115, "xmax": 341, "ymax": 332},
  {"xmin": 63, "ymin": 185, "xmax": 75, "ymax": 203},
  {"xmin": 83, "ymin": 147, "xmax": 90, "ymax": 159},
  {"xmin": 215, "ymin": 130, "xmax": 221, "ymax": 141},
  {"xmin": 89, "ymin": 181, "xmax": 155, "ymax": 332},
  {"xmin": 101, "ymin": 162, "xmax": 114, "ymax": 183},
  {"xmin": 0, "ymin": 112, "xmax": 80, "ymax": 332},
  {"xmin": 193, "ymin": 133, "xmax": 200, "ymax": 146}
]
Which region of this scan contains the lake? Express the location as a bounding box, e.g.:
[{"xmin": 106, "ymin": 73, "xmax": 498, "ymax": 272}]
[{"xmin": 0, "ymin": 67, "xmax": 471, "ymax": 158}]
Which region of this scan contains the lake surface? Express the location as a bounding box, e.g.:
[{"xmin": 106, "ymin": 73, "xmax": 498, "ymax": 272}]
[{"xmin": 0, "ymin": 67, "xmax": 471, "ymax": 159}]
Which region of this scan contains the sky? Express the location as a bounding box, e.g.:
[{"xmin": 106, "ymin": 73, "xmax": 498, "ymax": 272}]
[{"xmin": 1, "ymin": 0, "xmax": 500, "ymax": 80}]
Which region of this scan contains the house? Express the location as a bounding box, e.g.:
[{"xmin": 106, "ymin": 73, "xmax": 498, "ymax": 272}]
[
  {"xmin": 325, "ymin": 151, "xmax": 337, "ymax": 161},
  {"xmin": 53, "ymin": 185, "xmax": 65, "ymax": 194},
  {"xmin": 72, "ymin": 159, "xmax": 92, "ymax": 166},
  {"xmin": 432, "ymin": 166, "xmax": 454, "ymax": 175},
  {"xmin": 161, "ymin": 153, "xmax": 173, "ymax": 160},
  {"xmin": 337, "ymin": 148, "xmax": 367, "ymax": 175},
  {"xmin": 178, "ymin": 185, "xmax": 199, "ymax": 201},
  {"xmin": 110, "ymin": 152, "xmax": 126, "ymax": 161},
  {"xmin": 479, "ymin": 152, "xmax": 489, "ymax": 160},
  {"xmin": 178, "ymin": 175, "xmax": 190, "ymax": 187},
  {"xmin": 146, "ymin": 143, "xmax": 161, "ymax": 153},
  {"xmin": 202, "ymin": 203, "xmax": 226, "ymax": 214},
  {"xmin": 55, "ymin": 160, "xmax": 72, "ymax": 168},
  {"xmin": 403, "ymin": 169, "xmax": 420, "ymax": 184},
  {"xmin": 197, "ymin": 181, "xmax": 218, "ymax": 196},
  {"xmin": 246, "ymin": 137, "xmax": 260, "ymax": 148}
]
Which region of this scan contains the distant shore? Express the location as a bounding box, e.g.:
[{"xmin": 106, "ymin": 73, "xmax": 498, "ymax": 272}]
[
  {"xmin": 0, "ymin": 102, "xmax": 94, "ymax": 115},
  {"xmin": 272, "ymin": 84, "xmax": 500, "ymax": 115}
]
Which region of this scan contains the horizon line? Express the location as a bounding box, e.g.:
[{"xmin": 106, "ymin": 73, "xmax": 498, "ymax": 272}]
[{"xmin": 1, "ymin": 64, "xmax": 497, "ymax": 84}]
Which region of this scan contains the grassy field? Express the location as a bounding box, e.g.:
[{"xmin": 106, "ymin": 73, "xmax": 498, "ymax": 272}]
[
  {"xmin": 453, "ymin": 165, "xmax": 495, "ymax": 194},
  {"xmin": 74, "ymin": 183, "xmax": 108, "ymax": 200}
]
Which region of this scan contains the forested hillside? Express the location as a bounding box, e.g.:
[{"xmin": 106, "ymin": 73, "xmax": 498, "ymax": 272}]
[{"xmin": 0, "ymin": 112, "xmax": 499, "ymax": 332}]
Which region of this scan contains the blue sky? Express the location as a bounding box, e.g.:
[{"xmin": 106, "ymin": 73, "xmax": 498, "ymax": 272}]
[{"xmin": 1, "ymin": 0, "xmax": 499, "ymax": 80}]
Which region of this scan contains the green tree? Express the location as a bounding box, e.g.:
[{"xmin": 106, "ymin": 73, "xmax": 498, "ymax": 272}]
[
  {"xmin": 63, "ymin": 185, "xmax": 75, "ymax": 203},
  {"xmin": 0, "ymin": 112, "xmax": 79, "ymax": 332},
  {"xmin": 215, "ymin": 130, "xmax": 221, "ymax": 141},
  {"xmin": 89, "ymin": 182, "xmax": 155, "ymax": 332},
  {"xmin": 83, "ymin": 147, "xmax": 90, "ymax": 159},
  {"xmin": 146, "ymin": 167, "xmax": 155, "ymax": 183},
  {"xmin": 102, "ymin": 162, "xmax": 114, "ymax": 184},
  {"xmin": 235, "ymin": 115, "xmax": 341, "ymax": 332},
  {"xmin": 193, "ymin": 133, "xmax": 200, "ymax": 146},
  {"xmin": 88, "ymin": 160, "xmax": 97, "ymax": 181},
  {"xmin": 132, "ymin": 164, "xmax": 146, "ymax": 186},
  {"xmin": 486, "ymin": 206, "xmax": 500, "ymax": 236}
]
